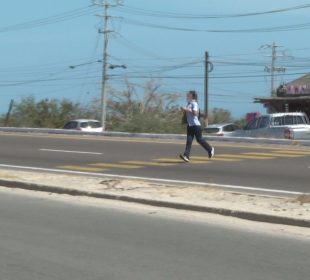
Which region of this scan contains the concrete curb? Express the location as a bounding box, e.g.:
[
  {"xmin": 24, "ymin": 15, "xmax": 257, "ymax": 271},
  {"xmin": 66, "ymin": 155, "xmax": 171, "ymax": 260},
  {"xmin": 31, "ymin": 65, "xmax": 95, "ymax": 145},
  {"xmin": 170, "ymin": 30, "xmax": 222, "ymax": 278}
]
[{"xmin": 0, "ymin": 179, "xmax": 309, "ymax": 228}]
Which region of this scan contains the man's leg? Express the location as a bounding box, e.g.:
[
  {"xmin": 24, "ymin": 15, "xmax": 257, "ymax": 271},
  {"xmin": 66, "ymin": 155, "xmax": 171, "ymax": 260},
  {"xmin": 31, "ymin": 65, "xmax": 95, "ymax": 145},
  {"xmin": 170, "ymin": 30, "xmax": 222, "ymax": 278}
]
[
  {"xmin": 194, "ymin": 126, "xmax": 214, "ymax": 157},
  {"xmin": 184, "ymin": 126, "xmax": 195, "ymax": 158}
]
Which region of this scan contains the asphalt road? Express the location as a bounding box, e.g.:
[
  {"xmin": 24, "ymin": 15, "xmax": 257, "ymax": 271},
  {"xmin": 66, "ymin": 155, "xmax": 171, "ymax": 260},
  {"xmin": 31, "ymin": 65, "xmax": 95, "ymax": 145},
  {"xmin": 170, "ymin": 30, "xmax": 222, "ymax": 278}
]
[
  {"xmin": 0, "ymin": 132, "xmax": 309, "ymax": 193},
  {"xmin": 0, "ymin": 191, "xmax": 309, "ymax": 280}
]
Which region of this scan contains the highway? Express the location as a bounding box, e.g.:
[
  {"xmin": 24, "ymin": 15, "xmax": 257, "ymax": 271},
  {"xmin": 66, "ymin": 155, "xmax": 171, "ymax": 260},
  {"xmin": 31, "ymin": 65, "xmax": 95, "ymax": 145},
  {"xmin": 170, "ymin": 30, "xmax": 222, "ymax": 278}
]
[
  {"xmin": 0, "ymin": 191, "xmax": 309, "ymax": 280},
  {"xmin": 0, "ymin": 132, "xmax": 309, "ymax": 194}
]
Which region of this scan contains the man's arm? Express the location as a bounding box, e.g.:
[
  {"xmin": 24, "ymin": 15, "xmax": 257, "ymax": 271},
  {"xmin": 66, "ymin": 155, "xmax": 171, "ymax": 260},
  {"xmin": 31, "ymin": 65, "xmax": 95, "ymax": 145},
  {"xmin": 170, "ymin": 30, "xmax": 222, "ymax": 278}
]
[{"xmin": 181, "ymin": 105, "xmax": 198, "ymax": 116}]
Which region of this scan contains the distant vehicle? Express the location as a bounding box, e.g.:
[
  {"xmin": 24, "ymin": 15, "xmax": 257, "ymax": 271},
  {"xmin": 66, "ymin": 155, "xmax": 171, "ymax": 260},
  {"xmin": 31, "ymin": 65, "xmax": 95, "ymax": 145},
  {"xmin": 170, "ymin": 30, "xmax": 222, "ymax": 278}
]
[
  {"xmin": 63, "ymin": 119, "xmax": 103, "ymax": 132},
  {"xmin": 204, "ymin": 123, "xmax": 239, "ymax": 136},
  {"xmin": 236, "ymin": 112, "xmax": 310, "ymax": 140}
]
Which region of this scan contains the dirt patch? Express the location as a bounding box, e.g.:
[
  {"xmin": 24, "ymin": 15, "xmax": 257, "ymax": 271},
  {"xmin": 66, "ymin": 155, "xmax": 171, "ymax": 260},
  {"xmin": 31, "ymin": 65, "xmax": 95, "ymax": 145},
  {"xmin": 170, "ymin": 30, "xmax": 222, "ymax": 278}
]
[
  {"xmin": 289, "ymin": 194, "xmax": 310, "ymax": 205},
  {"xmin": 0, "ymin": 170, "xmax": 20, "ymax": 180}
]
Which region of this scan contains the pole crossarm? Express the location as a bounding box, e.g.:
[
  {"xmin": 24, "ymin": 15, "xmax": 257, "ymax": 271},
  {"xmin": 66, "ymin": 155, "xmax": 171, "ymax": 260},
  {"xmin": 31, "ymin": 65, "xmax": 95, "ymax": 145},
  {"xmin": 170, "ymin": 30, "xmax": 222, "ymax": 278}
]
[{"xmin": 261, "ymin": 42, "xmax": 286, "ymax": 97}]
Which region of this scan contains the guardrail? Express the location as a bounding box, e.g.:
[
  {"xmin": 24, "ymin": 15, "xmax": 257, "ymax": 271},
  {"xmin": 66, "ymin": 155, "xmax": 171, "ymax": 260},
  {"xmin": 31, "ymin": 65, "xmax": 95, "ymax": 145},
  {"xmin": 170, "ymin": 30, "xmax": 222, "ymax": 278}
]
[{"xmin": 0, "ymin": 127, "xmax": 310, "ymax": 146}]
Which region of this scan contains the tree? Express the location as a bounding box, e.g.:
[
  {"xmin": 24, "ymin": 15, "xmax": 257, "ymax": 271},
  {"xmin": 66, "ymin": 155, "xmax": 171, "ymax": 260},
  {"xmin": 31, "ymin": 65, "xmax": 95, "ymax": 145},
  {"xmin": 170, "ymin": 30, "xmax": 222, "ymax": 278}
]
[
  {"xmin": 2, "ymin": 81, "xmax": 237, "ymax": 133},
  {"xmin": 106, "ymin": 79, "xmax": 185, "ymax": 133},
  {"xmin": 208, "ymin": 108, "xmax": 232, "ymax": 124},
  {"xmin": 5, "ymin": 96, "xmax": 86, "ymax": 128},
  {"xmin": 234, "ymin": 117, "xmax": 246, "ymax": 128}
]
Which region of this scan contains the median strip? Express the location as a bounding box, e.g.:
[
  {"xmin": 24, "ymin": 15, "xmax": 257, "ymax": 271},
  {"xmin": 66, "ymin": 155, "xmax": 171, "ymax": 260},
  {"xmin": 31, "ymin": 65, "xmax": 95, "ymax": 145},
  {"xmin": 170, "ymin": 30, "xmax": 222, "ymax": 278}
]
[{"xmin": 0, "ymin": 168, "xmax": 309, "ymax": 228}]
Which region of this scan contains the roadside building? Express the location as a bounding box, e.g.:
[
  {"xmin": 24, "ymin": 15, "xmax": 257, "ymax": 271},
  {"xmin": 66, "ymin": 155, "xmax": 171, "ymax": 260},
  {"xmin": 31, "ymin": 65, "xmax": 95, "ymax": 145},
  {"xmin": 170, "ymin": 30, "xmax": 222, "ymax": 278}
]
[{"xmin": 254, "ymin": 73, "xmax": 310, "ymax": 119}]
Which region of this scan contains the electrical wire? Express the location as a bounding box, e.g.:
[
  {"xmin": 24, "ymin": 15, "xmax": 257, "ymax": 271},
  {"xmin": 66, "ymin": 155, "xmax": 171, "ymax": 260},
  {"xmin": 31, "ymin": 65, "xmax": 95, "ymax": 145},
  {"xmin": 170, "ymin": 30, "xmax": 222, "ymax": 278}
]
[
  {"xmin": 0, "ymin": 5, "xmax": 100, "ymax": 33},
  {"xmin": 122, "ymin": 18, "xmax": 310, "ymax": 33},
  {"xmin": 117, "ymin": 3, "xmax": 310, "ymax": 19}
]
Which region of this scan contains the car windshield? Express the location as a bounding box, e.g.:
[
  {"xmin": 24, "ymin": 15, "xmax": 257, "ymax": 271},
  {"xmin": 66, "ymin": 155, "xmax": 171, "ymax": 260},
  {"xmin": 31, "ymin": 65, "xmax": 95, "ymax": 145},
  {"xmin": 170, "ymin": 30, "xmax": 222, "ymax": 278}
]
[
  {"xmin": 89, "ymin": 121, "xmax": 101, "ymax": 128},
  {"xmin": 80, "ymin": 121, "xmax": 101, "ymax": 128},
  {"xmin": 223, "ymin": 125, "xmax": 237, "ymax": 132},
  {"xmin": 273, "ymin": 115, "xmax": 308, "ymax": 126},
  {"xmin": 80, "ymin": 122, "xmax": 89, "ymax": 128},
  {"xmin": 245, "ymin": 118, "xmax": 259, "ymax": 130},
  {"xmin": 205, "ymin": 128, "xmax": 220, "ymax": 133},
  {"xmin": 64, "ymin": 122, "xmax": 77, "ymax": 129}
]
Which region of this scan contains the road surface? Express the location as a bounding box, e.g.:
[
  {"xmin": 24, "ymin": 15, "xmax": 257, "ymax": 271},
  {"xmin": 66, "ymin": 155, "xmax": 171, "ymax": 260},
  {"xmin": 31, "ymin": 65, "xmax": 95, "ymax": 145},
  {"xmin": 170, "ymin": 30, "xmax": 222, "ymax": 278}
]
[
  {"xmin": 0, "ymin": 132, "xmax": 309, "ymax": 193},
  {"xmin": 0, "ymin": 191, "xmax": 309, "ymax": 280}
]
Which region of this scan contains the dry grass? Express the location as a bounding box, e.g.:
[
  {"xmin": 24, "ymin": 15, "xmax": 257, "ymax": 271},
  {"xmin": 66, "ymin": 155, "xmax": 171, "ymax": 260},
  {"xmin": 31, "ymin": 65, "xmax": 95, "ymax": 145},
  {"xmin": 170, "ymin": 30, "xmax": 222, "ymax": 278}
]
[
  {"xmin": 289, "ymin": 194, "xmax": 310, "ymax": 205},
  {"xmin": 0, "ymin": 171, "xmax": 20, "ymax": 180}
]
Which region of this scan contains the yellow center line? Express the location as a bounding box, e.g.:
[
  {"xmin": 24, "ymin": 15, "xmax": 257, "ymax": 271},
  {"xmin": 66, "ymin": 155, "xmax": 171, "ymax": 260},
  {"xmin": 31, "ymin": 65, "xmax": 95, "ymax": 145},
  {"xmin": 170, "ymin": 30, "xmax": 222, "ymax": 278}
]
[
  {"xmin": 153, "ymin": 158, "xmax": 182, "ymax": 163},
  {"xmin": 190, "ymin": 156, "xmax": 241, "ymax": 162},
  {"xmin": 275, "ymin": 150, "xmax": 310, "ymax": 155},
  {"xmin": 58, "ymin": 165, "xmax": 107, "ymax": 172},
  {"xmin": 216, "ymin": 154, "xmax": 275, "ymax": 160},
  {"xmin": 90, "ymin": 163, "xmax": 142, "ymax": 169},
  {"xmin": 189, "ymin": 160, "xmax": 211, "ymax": 164},
  {"xmin": 244, "ymin": 152, "xmax": 304, "ymax": 158},
  {"xmin": 154, "ymin": 158, "xmax": 211, "ymax": 164},
  {"xmin": 121, "ymin": 161, "xmax": 175, "ymax": 167}
]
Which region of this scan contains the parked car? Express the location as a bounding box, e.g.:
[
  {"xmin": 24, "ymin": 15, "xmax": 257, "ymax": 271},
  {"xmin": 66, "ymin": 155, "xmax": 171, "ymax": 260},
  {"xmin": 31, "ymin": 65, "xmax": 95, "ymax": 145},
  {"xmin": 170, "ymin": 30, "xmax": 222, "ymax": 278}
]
[
  {"xmin": 236, "ymin": 112, "xmax": 310, "ymax": 140},
  {"xmin": 63, "ymin": 119, "xmax": 103, "ymax": 132},
  {"xmin": 204, "ymin": 123, "xmax": 239, "ymax": 136}
]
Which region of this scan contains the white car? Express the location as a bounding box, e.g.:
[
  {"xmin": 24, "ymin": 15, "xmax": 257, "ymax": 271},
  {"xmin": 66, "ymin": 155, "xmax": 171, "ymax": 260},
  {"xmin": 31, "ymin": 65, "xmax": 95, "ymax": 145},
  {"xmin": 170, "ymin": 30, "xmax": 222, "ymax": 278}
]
[
  {"xmin": 63, "ymin": 119, "xmax": 103, "ymax": 132},
  {"xmin": 204, "ymin": 123, "xmax": 239, "ymax": 136}
]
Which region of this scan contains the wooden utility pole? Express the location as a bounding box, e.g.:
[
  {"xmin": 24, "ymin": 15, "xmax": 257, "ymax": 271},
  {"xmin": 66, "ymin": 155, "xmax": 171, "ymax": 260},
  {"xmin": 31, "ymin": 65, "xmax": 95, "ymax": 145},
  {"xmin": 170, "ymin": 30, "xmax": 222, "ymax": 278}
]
[
  {"xmin": 262, "ymin": 42, "xmax": 285, "ymax": 97},
  {"xmin": 96, "ymin": 0, "xmax": 123, "ymax": 130},
  {"xmin": 204, "ymin": 51, "xmax": 213, "ymax": 126},
  {"xmin": 270, "ymin": 42, "xmax": 277, "ymax": 97},
  {"xmin": 4, "ymin": 99, "xmax": 14, "ymax": 126},
  {"xmin": 100, "ymin": 0, "xmax": 109, "ymax": 131}
]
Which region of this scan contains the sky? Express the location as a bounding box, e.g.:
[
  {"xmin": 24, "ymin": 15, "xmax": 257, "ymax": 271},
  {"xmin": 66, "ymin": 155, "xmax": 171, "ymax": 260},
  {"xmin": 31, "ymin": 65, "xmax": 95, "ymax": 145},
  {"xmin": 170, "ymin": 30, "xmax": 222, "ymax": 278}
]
[{"xmin": 1, "ymin": 0, "xmax": 310, "ymax": 118}]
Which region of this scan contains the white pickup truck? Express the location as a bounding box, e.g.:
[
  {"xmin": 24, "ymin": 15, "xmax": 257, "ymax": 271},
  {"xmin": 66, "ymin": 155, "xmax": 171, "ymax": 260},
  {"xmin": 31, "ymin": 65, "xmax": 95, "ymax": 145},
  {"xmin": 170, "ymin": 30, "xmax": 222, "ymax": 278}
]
[{"xmin": 237, "ymin": 112, "xmax": 310, "ymax": 140}]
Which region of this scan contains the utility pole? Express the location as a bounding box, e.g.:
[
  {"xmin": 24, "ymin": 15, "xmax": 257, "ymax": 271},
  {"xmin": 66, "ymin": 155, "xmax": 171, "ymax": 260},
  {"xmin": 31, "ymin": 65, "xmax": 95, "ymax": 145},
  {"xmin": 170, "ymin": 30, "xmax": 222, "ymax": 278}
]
[
  {"xmin": 100, "ymin": 0, "xmax": 109, "ymax": 131},
  {"xmin": 94, "ymin": 0, "xmax": 123, "ymax": 130},
  {"xmin": 4, "ymin": 99, "xmax": 14, "ymax": 126},
  {"xmin": 261, "ymin": 42, "xmax": 286, "ymax": 97},
  {"xmin": 270, "ymin": 43, "xmax": 277, "ymax": 97},
  {"xmin": 204, "ymin": 51, "xmax": 213, "ymax": 126}
]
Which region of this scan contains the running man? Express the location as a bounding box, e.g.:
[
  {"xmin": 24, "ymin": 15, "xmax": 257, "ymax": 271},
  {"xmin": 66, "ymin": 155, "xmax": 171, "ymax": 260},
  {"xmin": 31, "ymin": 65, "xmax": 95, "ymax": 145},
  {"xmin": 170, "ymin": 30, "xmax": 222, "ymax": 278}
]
[{"xmin": 180, "ymin": 90, "xmax": 214, "ymax": 162}]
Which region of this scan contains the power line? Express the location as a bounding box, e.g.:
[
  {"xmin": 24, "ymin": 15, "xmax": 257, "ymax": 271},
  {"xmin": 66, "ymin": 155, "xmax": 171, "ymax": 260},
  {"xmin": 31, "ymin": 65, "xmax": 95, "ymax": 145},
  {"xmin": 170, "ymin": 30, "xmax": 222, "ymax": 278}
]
[
  {"xmin": 113, "ymin": 35, "xmax": 170, "ymax": 60},
  {"xmin": 0, "ymin": 5, "xmax": 100, "ymax": 33},
  {"xmin": 122, "ymin": 18, "xmax": 310, "ymax": 33},
  {"xmin": 117, "ymin": 3, "xmax": 310, "ymax": 19}
]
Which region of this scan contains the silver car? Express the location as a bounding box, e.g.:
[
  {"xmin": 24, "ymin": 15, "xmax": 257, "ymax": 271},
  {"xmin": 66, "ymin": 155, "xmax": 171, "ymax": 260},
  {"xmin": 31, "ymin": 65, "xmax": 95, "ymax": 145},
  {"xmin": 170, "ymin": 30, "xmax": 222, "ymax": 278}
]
[
  {"xmin": 204, "ymin": 123, "xmax": 239, "ymax": 136},
  {"xmin": 63, "ymin": 119, "xmax": 103, "ymax": 132}
]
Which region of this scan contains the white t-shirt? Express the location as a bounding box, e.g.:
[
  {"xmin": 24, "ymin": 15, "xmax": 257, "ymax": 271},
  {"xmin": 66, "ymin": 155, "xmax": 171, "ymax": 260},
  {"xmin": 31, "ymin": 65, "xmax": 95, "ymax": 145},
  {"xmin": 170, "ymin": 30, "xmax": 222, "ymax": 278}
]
[{"xmin": 186, "ymin": 101, "xmax": 201, "ymax": 126}]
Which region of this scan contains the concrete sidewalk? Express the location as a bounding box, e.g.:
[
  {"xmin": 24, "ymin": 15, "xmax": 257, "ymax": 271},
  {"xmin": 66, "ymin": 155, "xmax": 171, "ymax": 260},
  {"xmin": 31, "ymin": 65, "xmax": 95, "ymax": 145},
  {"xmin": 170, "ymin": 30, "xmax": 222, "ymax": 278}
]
[{"xmin": 0, "ymin": 169, "xmax": 309, "ymax": 228}]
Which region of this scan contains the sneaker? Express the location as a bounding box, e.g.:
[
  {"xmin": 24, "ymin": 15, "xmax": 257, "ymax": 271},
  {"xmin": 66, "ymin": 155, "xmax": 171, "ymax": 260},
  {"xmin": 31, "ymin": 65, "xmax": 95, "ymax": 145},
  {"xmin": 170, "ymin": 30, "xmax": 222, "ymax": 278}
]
[
  {"xmin": 208, "ymin": 147, "xmax": 215, "ymax": 159},
  {"xmin": 179, "ymin": 154, "xmax": 189, "ymax": 162}
]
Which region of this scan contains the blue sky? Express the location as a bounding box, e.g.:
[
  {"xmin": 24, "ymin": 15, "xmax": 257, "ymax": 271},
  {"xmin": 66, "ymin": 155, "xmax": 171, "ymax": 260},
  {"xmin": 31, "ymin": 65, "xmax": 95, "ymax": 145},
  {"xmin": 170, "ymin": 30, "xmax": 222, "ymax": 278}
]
[{"xmin": 1, "ymin": 0, "xmax": 310, "ymax": 118}]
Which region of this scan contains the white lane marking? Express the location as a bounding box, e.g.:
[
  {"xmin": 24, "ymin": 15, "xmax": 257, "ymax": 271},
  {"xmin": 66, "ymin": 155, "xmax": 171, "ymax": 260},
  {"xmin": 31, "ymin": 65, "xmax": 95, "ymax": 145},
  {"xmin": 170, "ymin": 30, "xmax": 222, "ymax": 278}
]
[
  {"xmin": 39, "ymin": 149, "xmax": 102, "ymax": 155},
  {"xmin": 0, "ymin": 164, "xmax": 305, "ymax": 196}
]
